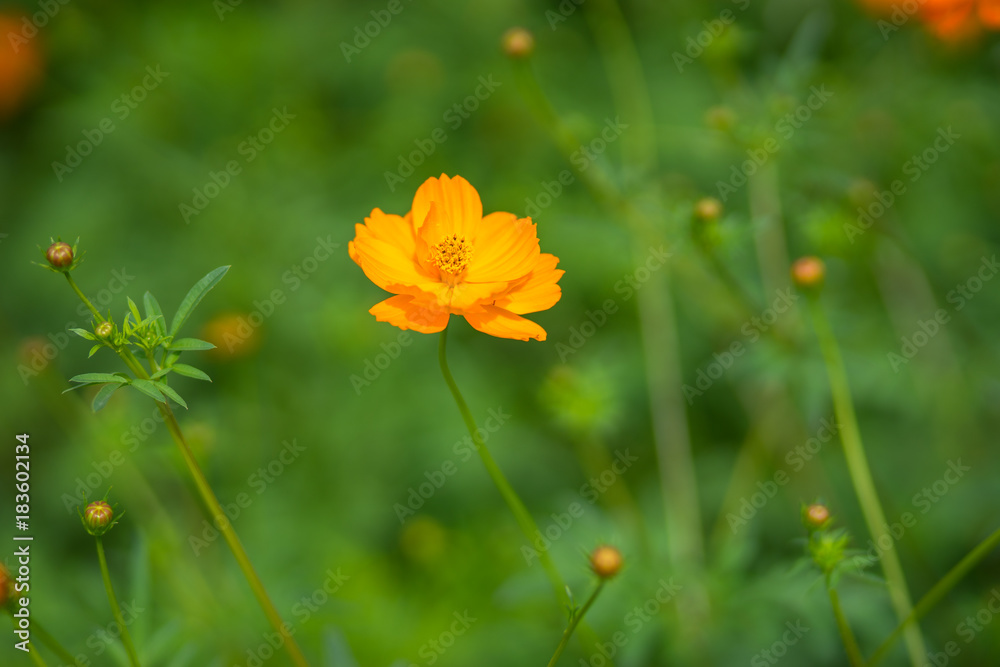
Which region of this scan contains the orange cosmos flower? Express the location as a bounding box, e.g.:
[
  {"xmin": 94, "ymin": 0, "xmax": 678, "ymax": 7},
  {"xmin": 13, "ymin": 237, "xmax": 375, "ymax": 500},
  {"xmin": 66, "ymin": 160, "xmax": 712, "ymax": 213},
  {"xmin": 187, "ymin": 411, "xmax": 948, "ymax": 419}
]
[
  {"xmin": 349, "ymin": 174, "xmax": 563, "ymax": 341},
  {"xmin": 857, "ymin": 0, "xmax": 1000, "ymax": 40}
]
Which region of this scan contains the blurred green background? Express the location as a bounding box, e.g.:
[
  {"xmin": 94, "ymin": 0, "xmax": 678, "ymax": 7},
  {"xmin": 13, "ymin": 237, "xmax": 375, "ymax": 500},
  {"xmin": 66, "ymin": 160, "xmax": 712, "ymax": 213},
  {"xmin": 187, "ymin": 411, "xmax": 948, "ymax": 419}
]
[{"xmin": 2, "ymin": 0, "xmax": 1000, "ymax": 665}]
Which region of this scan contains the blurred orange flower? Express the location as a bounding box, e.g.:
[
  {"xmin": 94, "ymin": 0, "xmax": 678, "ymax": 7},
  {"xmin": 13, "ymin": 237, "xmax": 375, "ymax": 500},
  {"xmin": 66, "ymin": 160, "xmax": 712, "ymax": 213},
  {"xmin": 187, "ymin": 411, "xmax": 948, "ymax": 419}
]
[
  {"xmin": 858, "ymin": 0, "xmax": 1000, "ymax": 40},
  {"xmin": 349, "ymin": 174, "xmax": 563, "ymax": 341},
  {"xmin": 0, "ymin": 14, "xmax": 43, "ymax": 119}
]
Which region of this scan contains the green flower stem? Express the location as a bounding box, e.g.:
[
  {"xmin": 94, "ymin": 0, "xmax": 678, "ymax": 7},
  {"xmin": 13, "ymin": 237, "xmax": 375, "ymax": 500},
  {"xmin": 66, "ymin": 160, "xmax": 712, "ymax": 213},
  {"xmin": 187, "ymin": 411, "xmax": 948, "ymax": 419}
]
[
  {"xmin": 437, "ymin": 327, "xmax": 568, "ymax": 606},
  {"xmin": 63, "ymin": 274, "xmax": 310, "ymax": 667},
  {"xmin": 826, "ymin": 580, "xmax": 863, "ymax": 667},
  {"xmin": 32, "ymin": 618, "xmax": 82, "ymax": 666},
  {"xmin": 546, "ymin": 581, "xmax": 606, "ymax": 667},
  {"xmin": 96, "ymin": 538, "xmax": 141, "ymax": 667},
  {"xmin": 867, "ymin": 524, "xmax": 1000, "ymax": 667},
  {"xmin": 28, "ymin": 643, "xmax": 49, "ymax": 667},
  {"xmin": 806, "ymin": 297, "xmax": 925, "ymax": 666},
  {"xmin": 65, "ymin": 274, "xmax": 104, "ymax": 322}
]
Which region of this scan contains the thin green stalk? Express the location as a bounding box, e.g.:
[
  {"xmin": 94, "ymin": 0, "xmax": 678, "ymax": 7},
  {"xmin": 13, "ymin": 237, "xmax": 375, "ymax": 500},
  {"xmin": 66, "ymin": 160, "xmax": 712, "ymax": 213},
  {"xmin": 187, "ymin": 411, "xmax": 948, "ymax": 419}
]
[
  {"xmin": 28, "ymin": 643, "xmax": 48, "ymax": 667},
  {"xmin": 827, "ymin": 581, "xmax": 864, "ymax": 667},
  {"xmin": 546, "ymin": 581, "xmax": 606, "ymax": 667},
  {"xmin": 867, "ymin": 524, "xmax": 1000, "ymax": 666},
  {"xmin": 64, "ymin": 274, "xmax": 310, "ymax": 667},
  {"xmin": 96, "ymin": 538, "xmax": 141, "ymax": 667},
  {"xmin": 437, "ymin": 327, "xmax": 568, "ymax": 607},
  {"xmin": 806, "ymin": 297, "xmax": 925, "ymax": 665},
  {"xmin": 32, "ymin": 618, "xmax": 82, "ymax": 666}
]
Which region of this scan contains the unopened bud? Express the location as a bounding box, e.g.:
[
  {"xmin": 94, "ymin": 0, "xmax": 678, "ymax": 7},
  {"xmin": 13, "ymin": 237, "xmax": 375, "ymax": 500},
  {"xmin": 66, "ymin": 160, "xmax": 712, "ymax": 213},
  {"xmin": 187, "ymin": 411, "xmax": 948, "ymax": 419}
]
[
  {"xmin": 502, "ymin": 27, "xmax": 535, "ymax": 59},
  {"xmin": 82, "ymin": 500, "xmax": 116, "ymax": 536},
  {"xmin": 693, "ymin": 197, "xmax": 722, "ymax": 223},
  {"xmin": 791, "ymin": 256, "xmax": 825, "ymax": 290},
  {"xmin": 803, "ymin": 503, "xmax": 831, "ymax": 530},
  {"xmin": 590, "ymin": 545, "xmax": 623, "ymax": 579},
  {"xmin": 46, "ymin": 242, "xmax": 73, "ymax": 269},
  {"xmin": 96, "ymin": 322, "xmax": 113, "ymax": 339}
]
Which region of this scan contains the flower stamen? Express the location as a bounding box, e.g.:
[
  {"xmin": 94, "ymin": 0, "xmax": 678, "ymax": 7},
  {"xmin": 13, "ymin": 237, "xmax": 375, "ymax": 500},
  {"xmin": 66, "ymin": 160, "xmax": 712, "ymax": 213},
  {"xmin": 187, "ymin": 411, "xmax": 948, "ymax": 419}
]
[{"xmin": 431, "ymin": 234, "xmax": 473, "ymax": 275}]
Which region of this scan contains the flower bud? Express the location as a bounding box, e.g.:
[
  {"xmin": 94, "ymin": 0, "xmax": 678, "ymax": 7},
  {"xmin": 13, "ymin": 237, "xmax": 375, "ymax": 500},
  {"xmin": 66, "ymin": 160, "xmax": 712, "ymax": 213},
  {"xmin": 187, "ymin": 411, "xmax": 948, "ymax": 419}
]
[
  {"xmin": 693, "ymin": 197, "xmax": 722, "ymax": 223},
  {"xmin": 803, "ymin": 503, "xmax": 831, "ymax": 530},
  {"xmin": 704, "ymin": 105, "xmax": 737, "ymax": 133},
  {"xmin": 96, "ymin": 322, "xmax": 113, "ymax": 339},
  {"xmin": 0, "ymin": 562, "xmax": 11, "ymax": 608},
  {"xmin": 590, "ymin": 545, "xmax": 623, "ymax": 579},
  {"xmin": 82, "ymin": 500, "xmax": 116, "ymax": 536},
  {"xmin": 791, "ymin": 256, "xmax": 825, "ymax": 290},
  {"xmin": 502, "ymin": 27, "xmax": 534, "ymax": 59},
  {"xmin": 45, "ymin": 242, "xmax": 73, "ymax": 269}
]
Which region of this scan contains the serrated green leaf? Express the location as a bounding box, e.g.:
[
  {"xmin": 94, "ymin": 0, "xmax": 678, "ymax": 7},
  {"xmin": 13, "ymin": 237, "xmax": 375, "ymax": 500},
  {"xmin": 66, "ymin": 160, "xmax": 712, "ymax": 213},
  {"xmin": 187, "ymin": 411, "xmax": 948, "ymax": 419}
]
[
  {"xmin": 168, "ymin": 338, "xmax": 216, "ymax": 351},
  {"xmin": 88, "ymin": 344, "xmax": 102, "ymax": 358},
  {"xmin": 69, "ymin": 373, "xmax": 130, "ymax": 385},
  {"xmin": 169, "ymin": 266, "xmax": 230, "ymax": 337},
  {"xmin": 171, "ymin": 364, "xmax": 211, "ymax": 382},
  {"xmin": 127, "ymin": 297, "xmax": 143, "ymax": 327},
  {"xmin": 143, "ymin": 292, "xmax": 166, "ymax": 337},
  {"xmin": 92, "ymin": 383, "xmax": 121, "ymax": 412},
  {"xmin": 131, "ymin": 379, "xmax": 165, "ymax": 402},
  {"xmin": 70, "ymin": 328, "xmax": 97, "ymax": 341},
  {"xmin": 153, "ymin": 381, "xmax": 187, "ymax": 409},
  {"xmin": 150, "ymin": 368, "xmax": 171, "ymax": 380}
]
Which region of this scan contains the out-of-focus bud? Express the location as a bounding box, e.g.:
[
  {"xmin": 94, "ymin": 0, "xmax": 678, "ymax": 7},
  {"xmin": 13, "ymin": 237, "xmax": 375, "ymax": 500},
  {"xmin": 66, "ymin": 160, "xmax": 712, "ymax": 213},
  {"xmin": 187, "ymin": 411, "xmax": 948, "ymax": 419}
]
[
  {"xmin": 81, "ymin": 500, "xmax": 118, "ymax": 537},
  {"xmin": 96, "ymin": 322, "xmax": 113, "ymax": 339},
  {"xmin": 791, "ymin": 256, "xmax": 825, "ymax": 290},
  {"xmin": 45, "ymin": 242, "xmax": 73, "ymax": 269},
  {"xmin": 502, "ymin": 27, "xmax": 535, "ymax": 59},
  {"xmin": 202, "ymin": 313, "xmax": 259, "ymax": 361},
  {"xmin": 803, "ymin": 503, "xmax": 831, "ymax": 530},
  {"xmin": 693, "ymin": 197, "xmax": 723, "ymax": 223},
  {"xmin": 704, "ymin": 105, "xmax": 737, "ymax": 133},
  {"xmin": 0, "ymin": 562, "xmax": 11, "ymax": 608},
  {"xmin": 590, "ymin": 545, "xmax": 623, "ymax": 579}
]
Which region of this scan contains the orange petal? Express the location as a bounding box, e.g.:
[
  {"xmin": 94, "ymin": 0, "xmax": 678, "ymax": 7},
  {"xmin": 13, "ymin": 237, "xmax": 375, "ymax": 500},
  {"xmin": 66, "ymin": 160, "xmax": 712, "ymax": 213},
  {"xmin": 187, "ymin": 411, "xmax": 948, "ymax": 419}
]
[
  {"xmin": 363, "ymin": 209, "xmax": 418, "ymax": 259},
  {"xmin": 979, "ymin": 0, "xmax": 1000, "ymax": 26},
  {"xmin": 493, "ymin": 254, "xmax": 564, "ymax": 315},
  {"xmin": 425, "ymin": 280, "xmax": 512, "ymax": 312},
  {"xmin": 463, "ymin": 305, "xmax": 547, "ymax": 341},
  {"xmin": 921, "ymin": 0, "xmax": 976, "ymax": 38},
  {"xmin": 370, "ymin": 295, "xmax": 450, "ymax": 333},
  {"xmin": 352, "ymin": 220, "xmax": 439, "ymax": 294},
  {"xmin": 464, "ymin": 212, "xmax": 541, "ymax": 283},
  {"xmin": 411, "ymin": 175, "xmax": 482, "ymax": 238}
]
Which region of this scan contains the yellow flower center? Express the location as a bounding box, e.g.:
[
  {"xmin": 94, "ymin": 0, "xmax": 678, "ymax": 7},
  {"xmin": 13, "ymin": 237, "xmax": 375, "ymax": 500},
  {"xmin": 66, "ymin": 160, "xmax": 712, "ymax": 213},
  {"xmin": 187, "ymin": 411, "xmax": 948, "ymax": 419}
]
[{"xmin": 430, "ymin": 234, "xmax": 473, "ymax": 275}]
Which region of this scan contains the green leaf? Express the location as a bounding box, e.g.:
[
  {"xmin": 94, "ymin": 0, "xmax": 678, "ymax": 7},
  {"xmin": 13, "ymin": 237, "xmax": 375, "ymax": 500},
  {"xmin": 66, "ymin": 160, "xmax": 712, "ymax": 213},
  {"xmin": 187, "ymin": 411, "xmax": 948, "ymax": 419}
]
[
  {"xmin": 169, "ymin": 266, "xmax": 230, "ymax": 337},
  {"xmin": 153, "ymin": 381, "xmax": 187, "ymax": 409},
  {"xmin": 150, "ymin": 368, "xmax": 171, "ymax": 379},
  {"xmin": 69, "ymin": 373, "xmax": 130, "ymax": 385},
  {"xmin": 143, "ymin": 292, "xmax": 166, "ymax": 337},
  {"xmin": 168, "ymin": 338, "xmax": 216, "ymax": 351},
  {"xmin": 171, "ymin": 364, "xmax": 211, "ymax": 382},
  {"xmin": 92, "ymin": 384, "xmax": 121, "ymax": 412},
  {"xmin": 131, "ymin": 379, "xmax": 165, "ymax": 403},
  {"xmin": 70, "ymin": 328, "xmax": 97, "ymax": 341},
  {"xmin": 127, "ymin": 297, "xmax": 143, "ymax": 328},
  {"xmin": 88, "ymin": 344, "xmax": 102, "ymax": 358},
  {"xmin": 165, "ymin": 352, "xmax": 181, "ymax": 366}
]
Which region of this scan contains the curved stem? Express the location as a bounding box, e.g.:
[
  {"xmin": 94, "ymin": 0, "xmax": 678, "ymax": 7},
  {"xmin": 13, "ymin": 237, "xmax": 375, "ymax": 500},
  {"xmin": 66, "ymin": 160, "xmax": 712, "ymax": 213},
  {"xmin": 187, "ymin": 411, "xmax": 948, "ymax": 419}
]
[
  {"xmin": 32, "ymin": 618, "xmax": 83, "ymax": 666},
  {"xmin": 28, "ymin": 643, "xmax": 49, "ymax": 667},
  {"xmin": 64, "ymin": 274, "xmax": 104, "ymax": 322},
  {"xmin": 826, "ymin": 580, "xmax": 863, "ymax": 667},
  {"xmin": 96, "ymin": 538, "xmax": 141, "ymax": 667},
  {"xmin": 546, "ymin": 581, "xmax": 606, "ymax": 667},
  {"xmin": 437, "ymin": 327, "xmax": 568, "ymax": 607},
  {"xmin": 867, "ymin": 524, "xmax": 1000, "ymax": 666},
  {"xmin": 806, "ymin": 297, "xmax": 925, "ymax": 665}
]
